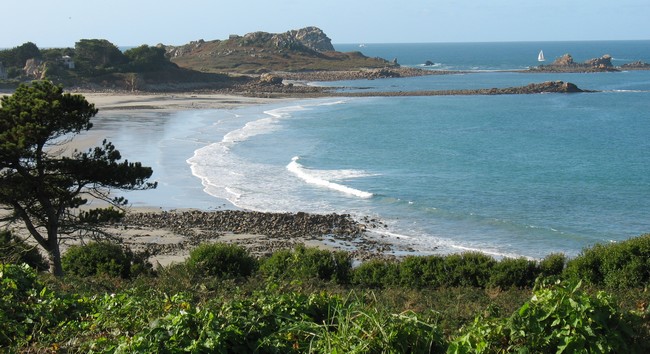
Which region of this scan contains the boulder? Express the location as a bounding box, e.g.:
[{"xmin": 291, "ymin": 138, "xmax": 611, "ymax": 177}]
[
  {"xmin": 552, "ymin": 54, "xmax": 575, "ymax": 66},
  {"xmin": 259, "ymin": 73, "xmax": 283, "ymax": 85},
  {"xmin": 585, "ymin": 54, "xmax": 613, "ymax": 68}
]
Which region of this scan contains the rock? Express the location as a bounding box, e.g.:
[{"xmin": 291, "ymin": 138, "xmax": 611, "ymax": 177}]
[
  {"xmin": 585, "ymin": 54, "xmax": 613, "ymax": 68},
  {"xmin": 424, "ymin": 60, "xmax": 434, "ymax": 66},
  {"xmin": 620, "ymin": 61, "xmax": 650, "ymax": 70},
  {"xmin": 259, "ymin": 73, "xmax": 283, "ymax": 85},
  {"xmin": 552, "ymin": 54, "xmax": 575, "ymax": 66},
  {"xmin": 285, "ymin": 27, "xmax": 335, "ymax": 52}
]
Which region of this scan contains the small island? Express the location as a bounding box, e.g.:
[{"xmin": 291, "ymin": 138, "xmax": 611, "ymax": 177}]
[{"xmin": 529, "ymin": 53, "xmax": 650, "ymax": 73}]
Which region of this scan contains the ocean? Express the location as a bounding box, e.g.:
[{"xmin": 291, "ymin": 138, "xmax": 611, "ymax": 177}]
[{"xmin": 97, "ymin": 41, "xmax": 650, "ymax": 259}]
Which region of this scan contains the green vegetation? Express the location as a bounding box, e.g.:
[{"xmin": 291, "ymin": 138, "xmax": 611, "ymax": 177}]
[
  {"xmin": 186, "ymin": 243, "xmax": 258, "ymax": 279},
  {"xmin": 3, "ymin": 234, "xmax": 650, "ymax": 352},
  {"xmin": 0, "ymin": 81, "xmax": 156, "ymax": 275},
  {"xmin": 0, "ymin": 40, "xmax": 233, "ymax": 90}
]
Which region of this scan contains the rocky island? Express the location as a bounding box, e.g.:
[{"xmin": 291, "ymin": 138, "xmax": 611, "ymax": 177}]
[{"xmin": 529, "ymin": 53, "xmax": 650, "ymax": 73}]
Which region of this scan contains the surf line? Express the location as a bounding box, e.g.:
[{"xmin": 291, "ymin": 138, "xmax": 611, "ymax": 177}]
[{"xmin": 287, "ymin": 156, "xmax": 373, "ymax": 199}]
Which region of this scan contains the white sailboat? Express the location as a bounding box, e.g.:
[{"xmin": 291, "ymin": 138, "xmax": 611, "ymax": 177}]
[{"xmin": 538, "ymin": 50, "xmax": 545, "ymax": 62}]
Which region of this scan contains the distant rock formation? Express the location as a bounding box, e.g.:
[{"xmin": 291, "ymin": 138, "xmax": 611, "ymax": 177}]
[
  {"xmin": 285, "ymin": 27, "xmax": 335, "ymax": 52},
  {"xmin": 620, "ymin": 61, "xmax": 650, "ymax": 70},
  {"xmin": 552, "ymin": 54, "xmax": 575, "ymax": 66},
  {"xmin": 531, "ymin": 54, "xmax": 619, "ymax": 73}
]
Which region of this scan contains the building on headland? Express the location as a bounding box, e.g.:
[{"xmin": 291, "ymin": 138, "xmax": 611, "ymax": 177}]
[{"xmin": 61, "ymin": 55, "xmax": 75, "ymax": 69}]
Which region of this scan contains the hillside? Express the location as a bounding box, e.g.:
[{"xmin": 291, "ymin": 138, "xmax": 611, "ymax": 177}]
[{"xmin": 164, "ymin": 27, "xmax": 396, "ymax": 74}]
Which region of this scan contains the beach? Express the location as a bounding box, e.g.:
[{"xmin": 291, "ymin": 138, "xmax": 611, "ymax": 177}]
[{"xmin": 2, "ymin": 91, "xmax": 400, "ymax": 267}]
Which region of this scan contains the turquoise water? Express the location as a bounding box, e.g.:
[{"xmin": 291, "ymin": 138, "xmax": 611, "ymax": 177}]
[{"xmin": 106, "ymin": 41, "xmax": 650, "ymax": 259}]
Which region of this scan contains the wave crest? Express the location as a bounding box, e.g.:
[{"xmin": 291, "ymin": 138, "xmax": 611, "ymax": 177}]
[{"xmin": 287, "ymin": 156, "xmax": 373, "ymax": 199}]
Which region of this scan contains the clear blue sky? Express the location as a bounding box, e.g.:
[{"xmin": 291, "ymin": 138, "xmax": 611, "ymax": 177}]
[{"xmin": 2, "ymin": 0, "xmax": 648, "ymax": 48}]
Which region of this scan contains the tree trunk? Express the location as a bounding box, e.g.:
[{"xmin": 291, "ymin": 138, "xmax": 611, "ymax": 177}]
[
  {"xmin": 48, "ymin": 246, "xmax": 64, "ymax": 276},
  {"xmin": 47, "ymin": 227, "xmax": 63, "ymax": 276}
]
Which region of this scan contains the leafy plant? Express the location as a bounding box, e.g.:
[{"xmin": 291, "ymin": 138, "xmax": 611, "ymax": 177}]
[
  {"xmin": 489, "ymin": 257, "xmax": 539, "ymax": 289},
  {"xmin": 449, "ymin": 279, "xmax": 638, "ymax": 353},
  {"xmin": 0, "ymin": 230, "xmax": 48, "ymax": 271},
  {"xmin": 259, "ymin": 245, "xmax": 352, "ymax": 284},
  {"xmin": 62, "ymin": 242, "xmax": 133, "ymax": 278},
  {"xmin": 186, "ymin": 242, "xmax": 258, "ymax": 279},
  {"xmin": 565, "ymin": 234, "xmax": 650, "ymax": 289}
]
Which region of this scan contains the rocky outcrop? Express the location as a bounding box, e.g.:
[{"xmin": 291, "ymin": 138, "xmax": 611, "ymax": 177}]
[
  {"xmin": 531, "ymin": 54, "xmax": 619, "ymax": 73},
  {"xmin": 620, "ymin": 61, "xmax": 650, "ymax": 70},
  {"xmin": 285, "ymin": 27, "xmax": 335, "ymax": 52},
  {"xmin": 552, "ymin": 54, "xmax": 575, "ymax": 66}
]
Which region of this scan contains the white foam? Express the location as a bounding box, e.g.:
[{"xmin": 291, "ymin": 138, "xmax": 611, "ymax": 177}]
[{"xmin": 287, "ymin": 156, "xmax": 374, "ymax": 199}]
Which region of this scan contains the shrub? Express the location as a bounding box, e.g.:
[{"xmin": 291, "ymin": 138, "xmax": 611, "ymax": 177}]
[
  {"xmin": 443, "ymin": 252, "xmax": 496, "ymax": 288},
  {"xmin": 0, "ymin": 230, "xmax": 48, "ymax": 271},
  {"xmin": 538, "ymin": 252, "xmax": 566, "ymax": 278},
  {"xmin": 565, "ymin": 234, "xmax": 650, "ymax": 289},
  {"xmin": 259, "ymin": 245, "xmax": 352, "ymax": 284},
  {"xmin": 489, "ymin": 257, "xmax": 540, "ymax": 289},
  {"xmin": 186, "ymin": 242, "xmax": 258, "ymax": 279},
  {"xmin": 449, "ymin": 279, "xmax": 637, "ymax": 353},
  {"xmin": 352, "ymin": 258, "xmax": 400, "ymax": 288},
  {"xmin": 62, "ymin": 242, "xmax": 132, "ymax": 278},
  {"xmin": 0, "ymin": 264, "xmax": 81, "ymax": 348},
  {"xmin": 398, "ymin": 255, "xmax": 446, "ymax": 288}
]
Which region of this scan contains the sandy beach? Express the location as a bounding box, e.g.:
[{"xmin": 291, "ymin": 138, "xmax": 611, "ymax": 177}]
[
  {"xmin": 81, "ymin": 92, "xmax": 287, "ymax": 112},
  {"xmin": 2, "ymin": 90, "xmax": 400, "ymax": 268}
]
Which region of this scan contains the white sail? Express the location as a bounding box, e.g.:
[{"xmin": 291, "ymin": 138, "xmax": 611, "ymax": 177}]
[{"xmin": 538, "ymin": 50, "xmax": 545, "ymax": 62}]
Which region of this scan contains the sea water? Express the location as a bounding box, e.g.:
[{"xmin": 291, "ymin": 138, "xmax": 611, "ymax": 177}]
[{"xmin": 109, "ymin": 41, "xmax": 650, "ymax": 259}]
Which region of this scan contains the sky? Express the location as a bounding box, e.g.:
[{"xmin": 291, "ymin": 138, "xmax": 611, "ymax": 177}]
[{"xmin": 1, "ymin": 0, "xmax": 649, "ymax": 48}]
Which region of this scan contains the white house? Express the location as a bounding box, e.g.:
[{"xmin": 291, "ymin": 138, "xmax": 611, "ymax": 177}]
[{"xmin": 61, "ymin": 55, "xmax": 75, "ymax": 69}]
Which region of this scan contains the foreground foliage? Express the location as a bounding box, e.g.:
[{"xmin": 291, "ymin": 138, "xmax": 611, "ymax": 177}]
[{"xmin": 3, "ymin": 236, "xmax": 650, "ymax": 353}]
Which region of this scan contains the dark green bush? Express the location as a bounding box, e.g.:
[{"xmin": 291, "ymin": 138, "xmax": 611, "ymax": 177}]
[
  {"xmin": 539, "ymin": 252, "xmax": 566, "ymax": 278},
  {"xmin": 186, "ymin": 242, "xmax": 258, "ymax": 279},
  {"xmin": 442, "ymin": 252, "xmax": 496, "ymax": 287},
  {"xmin": 259, "ymin": 245, "xmax": 352, "ymax": 284},
  {"xmin": 565, "ymin": 234, "xmax": 650, "ymax": 289},
  {"xmin": 62, "ymin": 242, "xmax": 132, "ymax": 278},
  {"xmin": 351, "ymin": 258, "xmax": 400, "ymax": 288},
  {"xmin": 489, "ymin": 257, "xmax": 540, "ymax": 289},
  {"xmin": 398, "ymin": 255, "xmax": 446, "ymax": 288},
  {"xmin": 0, "ymin": 230, "xmax": 48, "ymax": 271}
]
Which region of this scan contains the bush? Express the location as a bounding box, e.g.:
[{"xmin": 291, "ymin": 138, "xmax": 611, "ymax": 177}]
[
  {"xmin": 449, "ymin": 279, "xmax": 638, "ymax": 353},
  {"xmin": 62, "ymin": 242, "xmax": 133, "ymax": 278},
  {"xmin": 0, "ymin": 230, "xmax": 48, "ymax": 271},
  {"xmin": 565, "ymin": 234, "xmax": 650, "ymax": 289},
  {"xmin": 489, "ymin": 257, "xmax": 540, "ymax": 289},
  {"xmin": 398, "ymin": 255, "xmax": 446, "ymax": 288},
  {"xmin": 539, "ymin": 252, "xmax": 566, "ymax": 278},
  {"xmin": 442, "ymin": 252, "xmax": 496, "ymax": 288},
  {"xmin": 186, "ymin": 242, "xmax": 258, "ymax": 279},
  {"xmin": 0, "ymin": 264, "xmax": 80, "ymax": 348},
  {"xmin": 352, "ymin": 258, "xmax": 400, "ymax": 288},
  {"xmin": 259, "ymin": 245, "xmax": 352, "ymax": 284}
]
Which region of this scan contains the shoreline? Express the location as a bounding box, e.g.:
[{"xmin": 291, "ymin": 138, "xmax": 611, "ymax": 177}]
[{"xmin": 1, "ymin": 90, "xmax": 407, "ymax": 268}]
